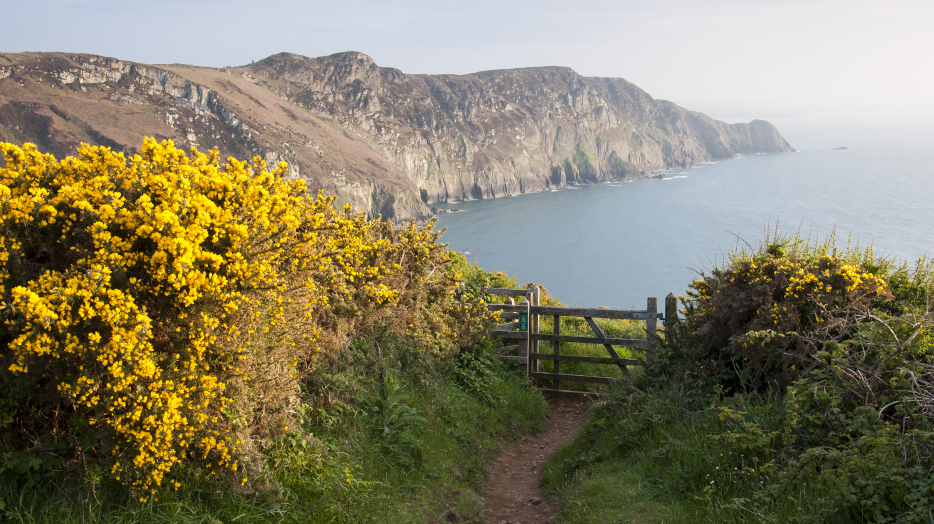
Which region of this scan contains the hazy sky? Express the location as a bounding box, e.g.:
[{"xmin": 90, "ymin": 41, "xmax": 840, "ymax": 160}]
[{"xmin": 3, "ymin": 0, "xmax": 932, "ymax": 115}]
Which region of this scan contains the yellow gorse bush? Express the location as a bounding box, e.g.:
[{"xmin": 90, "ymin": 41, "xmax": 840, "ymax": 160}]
[
  {"xmin": 0, "ymin": 138, "xmax": 459, "ymax": 499},
  {"xmin": 681, "ymin": 247, "xmax": 891, "ymax": 388}
]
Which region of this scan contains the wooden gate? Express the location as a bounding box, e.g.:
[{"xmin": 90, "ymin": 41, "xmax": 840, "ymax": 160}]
[{"xmin": 482, "ymin": 287, "xmax": 677, "ymax": 397}]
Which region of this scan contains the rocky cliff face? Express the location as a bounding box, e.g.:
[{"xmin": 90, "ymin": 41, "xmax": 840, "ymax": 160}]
[
  {"xmin": 0, "ymin": 51, "xmax": 792, "ymax": 220},
  {"xmin": 244, "ymin": 52, "xmax": 792, "ymax": 204}
]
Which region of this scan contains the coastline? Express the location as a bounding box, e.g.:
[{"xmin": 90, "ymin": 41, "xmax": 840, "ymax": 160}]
[{"xmin": 426, "ymin": 151, "xmax": 794, "ymax": 214}]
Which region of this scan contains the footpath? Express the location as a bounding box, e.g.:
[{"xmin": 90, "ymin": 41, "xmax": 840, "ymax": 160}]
[{"xmin": 480, "ymin": 397, "xmax": 589, "ymax": 524}]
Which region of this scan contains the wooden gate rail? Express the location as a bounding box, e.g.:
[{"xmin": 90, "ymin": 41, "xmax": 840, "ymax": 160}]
[
  {"xmin": 480, "ymin": 287, "xmax": 676, "ymax": 398},
  {"xmin": 529, "ymin": 354, "xmax": 643, "ymax": 366},
  {"xmin": 529, "ymin": 306, "xmax": 659, "ymax": 320},
  {"xmin": 525, "ymin": 372, "xmax": 614, "ymax": 384},
  {"xmin": 529, "ymin": 334, "xmax": 646, "ymax": 346}
]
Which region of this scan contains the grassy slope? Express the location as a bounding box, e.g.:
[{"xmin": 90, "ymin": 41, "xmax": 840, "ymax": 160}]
[
  {"xmin": 543, "ymin": 376, "xmax": 934, "ymax": 524},
  {"xmin": 543, "ymin": 382, "xmax": 787, "ymax": 523},
  {"xmin": 0, "ymin": 368, "xmax": 547, "ymax": 523}
]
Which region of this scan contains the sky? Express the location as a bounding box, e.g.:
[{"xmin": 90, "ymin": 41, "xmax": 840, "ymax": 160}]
[{"xmin": 2, "ymin": 0, "xmax": 932, "ymax": 116}]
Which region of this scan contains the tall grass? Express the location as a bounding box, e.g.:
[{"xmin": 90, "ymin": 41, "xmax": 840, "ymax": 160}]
[
  {"xmin": 543, "ymin": 382, "xmax": 863, "ymax": 524},
  {"xmin": 0, "ymin": 360, "xmax": 547, "ymax": 523}
]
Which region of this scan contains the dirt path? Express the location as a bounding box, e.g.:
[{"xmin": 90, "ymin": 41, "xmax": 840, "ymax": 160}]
[{"xmin": 480, "ymin": 397, "xmax": 590, "ymax": 524}]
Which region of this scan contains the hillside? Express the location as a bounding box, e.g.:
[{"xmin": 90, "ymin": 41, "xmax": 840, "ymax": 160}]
[{"xmin": 0, "ymin": 51, "xmax": 793, "ymax": 220}]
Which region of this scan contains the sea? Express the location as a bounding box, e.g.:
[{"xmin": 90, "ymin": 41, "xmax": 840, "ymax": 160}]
[{"xmin": 432, "ymin": 114, "xmax": 934, "ymax": 309}]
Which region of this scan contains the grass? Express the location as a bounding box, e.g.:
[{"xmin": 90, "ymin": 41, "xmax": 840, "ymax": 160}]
[
  {"xmin": 543, "ymin": 380, "xmax": 934, "ymax": 524},
  {"xmin": 542, "ymin": 381, "xmax": 812, "ymax": 524},
  {"xmin": 0, "ymin": 365, "xmax": 548, "ymax": 523},
  {"xmin": 548, "ymin": 461, "xmax": 687, "ymax": 524}
]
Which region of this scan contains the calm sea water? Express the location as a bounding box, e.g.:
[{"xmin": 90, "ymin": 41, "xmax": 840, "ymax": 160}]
[{"xmin": 433, "ymin": 114, "xmax": 934, "ymax": 308}]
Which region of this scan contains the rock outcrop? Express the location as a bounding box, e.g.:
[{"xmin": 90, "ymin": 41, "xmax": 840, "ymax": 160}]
[{"xmin": 0, "ymin": 51, "xmax": 793, "ymax": 220}]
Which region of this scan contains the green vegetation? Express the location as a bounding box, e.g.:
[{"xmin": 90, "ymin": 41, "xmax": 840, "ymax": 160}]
[
  {"xmin": 545, "ymin": 232, "xmax": 934, "ymax": 523},
  {"xmin": 0, "ymin": 360, "xmax": 546, "ymax": 523},
  {"xmin": 0, "ymin": 140, "xmax": 549, "ymax": 522},
  {"xmin": 606, "ymin": 150, "xmax": 637, "ymax": 176},
  {"xmin": 0, "ymin": 245, "xmax": 547, "ymax": 523},
  {"xmin": 571, "ymin": 146, "xmax": 599, "ymax": 180},
  {"xmin": 9, "ymin": 139, "xmax": 934, "ymax": 523}
]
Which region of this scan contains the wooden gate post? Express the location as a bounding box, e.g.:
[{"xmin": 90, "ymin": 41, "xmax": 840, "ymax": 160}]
[
  {"xmin": 530, "ymin": 286, "xmax": 540, "ymax": 374},
  {"xmin": 645, "ymin": 297, "xmax": 657, "ymax": 352},
  {"xmin": 553, "ymin": 314, "xmax": 561, "ymax": 392},
  {"xmin": 665, "ymin": 293, "xmax": 678, "ymax": 331},
  {"xmin": 519, "ymin": 297, "xmax": 530, "ymax": 374}
]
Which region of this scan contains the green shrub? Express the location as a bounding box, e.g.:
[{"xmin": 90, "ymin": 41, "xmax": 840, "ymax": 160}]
[
  {"xmin": 360, "ymin": 376, "xmax": 428, "ymax": 468},
  {"xmin": 548, "ymin": 231, "xmax": 934, "ymax": 523}
]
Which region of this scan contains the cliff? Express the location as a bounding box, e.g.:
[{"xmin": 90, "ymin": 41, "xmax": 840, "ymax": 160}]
[{"xmin": 0, "ymin": 51, "xmax": 793, "ymax": 220}]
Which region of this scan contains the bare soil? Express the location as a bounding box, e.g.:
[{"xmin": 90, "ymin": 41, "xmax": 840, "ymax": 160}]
[{"xmin": 480, "ymin": 397, "xmax": 590, "ymax": 524}]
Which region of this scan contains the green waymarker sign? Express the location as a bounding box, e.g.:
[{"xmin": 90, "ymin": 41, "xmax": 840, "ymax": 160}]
[{"xmin": 519, "ymin": 313, "xmax": 528, "ymax": 331}]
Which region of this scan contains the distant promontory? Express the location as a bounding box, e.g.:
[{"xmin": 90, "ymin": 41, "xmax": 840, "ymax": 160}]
[{"xmin": 0, "ymin": 51, "xmax": 793, "ymax": 221}]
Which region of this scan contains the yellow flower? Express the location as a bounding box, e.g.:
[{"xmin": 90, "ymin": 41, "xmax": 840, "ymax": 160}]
[{"xmin": 0, "ymin": 137, "xmax": 474, "ymax": 493}]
